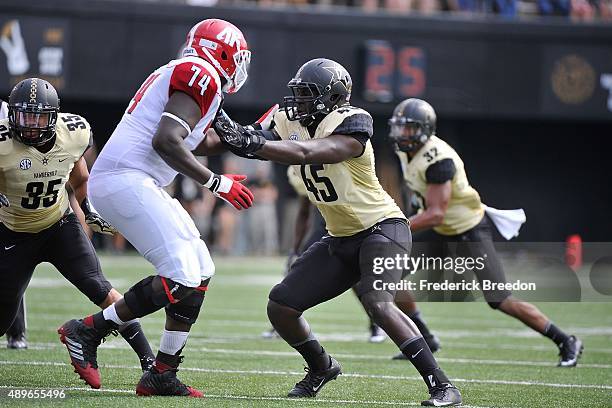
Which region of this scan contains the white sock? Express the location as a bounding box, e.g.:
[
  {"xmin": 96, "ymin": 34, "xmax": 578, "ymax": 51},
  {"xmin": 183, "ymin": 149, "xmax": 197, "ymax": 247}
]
[
  {"xmin": 102, "ymin": 304, "xmax": 125, "ymax": 326},
  {"xmin": 159, "ymin": 330, "xmax": 189, "ymax": 355}
]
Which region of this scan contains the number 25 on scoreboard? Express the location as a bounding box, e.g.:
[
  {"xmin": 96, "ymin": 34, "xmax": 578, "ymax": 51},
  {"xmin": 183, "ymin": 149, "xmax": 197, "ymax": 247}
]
[{"xmin": 363, "ymin": 40, "xmax": 426, "ymax": 103}]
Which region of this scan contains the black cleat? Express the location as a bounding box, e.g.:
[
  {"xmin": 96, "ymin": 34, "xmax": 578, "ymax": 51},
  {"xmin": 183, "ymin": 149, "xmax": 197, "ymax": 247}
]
[
  {"xmin": 393, "ymin": 334, "xmax": 441, "ymax": 360},
  {"xmin": 58, "ymin": 319, "xmax": 111, "ymax": 389},
  {"xmin": 421, "ymin": 383, "xmax": 462, "ymax": 406},
  {"xmin": 287, "ymin": 357, "xmax": 342, "ymax": 398},
  {"xmin": 558, "ymin": 335, "xmax": 583, "ymax": 367},
  {"xmin": 6, "ymin": 334, "xmax": 27, "ymax": 349},
  {"xmin": 136, "ymin": 364, "xmax": 203, "ymax": 397}
]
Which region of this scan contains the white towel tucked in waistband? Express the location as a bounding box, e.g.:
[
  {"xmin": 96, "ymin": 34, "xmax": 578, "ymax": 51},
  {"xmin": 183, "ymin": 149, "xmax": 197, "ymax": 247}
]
[{"xmin": 483, "ymin": 205, "xmax": 526, "ymax": 240}]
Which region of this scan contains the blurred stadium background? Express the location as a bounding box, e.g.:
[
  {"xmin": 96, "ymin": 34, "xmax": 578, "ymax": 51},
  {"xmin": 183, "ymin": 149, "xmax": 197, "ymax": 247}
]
[{"xmin": 0, "ymin": 0, "xmax": 611, "ymax": 406}]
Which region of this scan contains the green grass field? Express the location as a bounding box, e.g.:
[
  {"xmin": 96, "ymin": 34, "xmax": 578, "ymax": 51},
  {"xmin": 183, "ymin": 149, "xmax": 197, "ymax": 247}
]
[{"xmin": 1, "ymin": 255, "xmax": 610, "ymax": 407}]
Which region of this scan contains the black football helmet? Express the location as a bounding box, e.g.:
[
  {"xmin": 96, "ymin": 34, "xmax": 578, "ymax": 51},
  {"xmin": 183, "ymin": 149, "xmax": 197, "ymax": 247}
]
[
  {"xmin": 284, "ymin": 58, "xmax": 352, "ymax": 127},
  {"xmin": 388, "ymin": 98, "xmax": 436, "ymax": 153},
  {"xmin": 8, "ymin": 78, "xmax": 60, "ymax": 147}
]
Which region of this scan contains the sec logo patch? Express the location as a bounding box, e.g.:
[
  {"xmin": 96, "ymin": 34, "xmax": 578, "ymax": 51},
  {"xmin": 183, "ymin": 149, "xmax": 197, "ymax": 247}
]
[{"xmin": 19, "ymin": 158, "xmax": 32, "ymax": 170}]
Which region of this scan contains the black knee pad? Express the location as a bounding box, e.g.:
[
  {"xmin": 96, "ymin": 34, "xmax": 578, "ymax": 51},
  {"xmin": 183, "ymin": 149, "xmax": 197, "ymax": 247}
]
[
  {"xmin": 165, "ymin": 279, "xmax": 209, "ymax": 325},
  {"xmin": 123, "ymin": 276, "xmax": 195, "ymax": 318}
]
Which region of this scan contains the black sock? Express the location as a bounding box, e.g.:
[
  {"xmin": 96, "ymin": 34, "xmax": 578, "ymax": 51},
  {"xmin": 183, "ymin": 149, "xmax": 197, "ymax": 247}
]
[
  {"xmin": 291, "ymin": 337, "xmax": 330, "ymax": 371},
  {"xmin": 400, "ymin": 336, "xmax": 448, "ymax": 389},
  {"xmin": 543, "ymin": 322, "xmax": 570, "ymax": 347},
  {"xmin": 89, "ymin": 312, "xmax": 117, "ymax": 332},
  {"xmin": 154, "ymin": 351, "xmax": 182, "ymax": 371},
  {"xmin": 408, "ymin": 311, "xmax": 432, "ymax": 338},
  {"xmin": 118, "ymin": 320, "xmax": 154, "ymax": 363}
]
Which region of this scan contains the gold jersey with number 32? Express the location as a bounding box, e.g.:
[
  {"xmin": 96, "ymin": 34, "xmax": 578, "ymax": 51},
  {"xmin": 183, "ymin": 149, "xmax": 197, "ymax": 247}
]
[
  {"xmin": 0, "ymin": 113, "xmax": 91, "ymax": 233},
  {"xmin": 274, "ymin": 107, "xmax": 405, "ymax": 237},
  {"xmin": 396, "ymin": 135, "xmax": 484, "ymax": 236}
]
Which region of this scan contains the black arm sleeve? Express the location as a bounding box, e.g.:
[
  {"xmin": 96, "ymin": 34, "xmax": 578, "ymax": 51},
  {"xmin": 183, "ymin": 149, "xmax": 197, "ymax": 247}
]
[
  {"xmin": 333, "ymin": 113, "xmax": 373, "ymax": 139},
  {"xmin": 425, "ymin": 158, "xmax": 456, "ymax": 184},
  {"xmin": 332, "ymin": 113, "xmax": 373, "ymax": 157}
]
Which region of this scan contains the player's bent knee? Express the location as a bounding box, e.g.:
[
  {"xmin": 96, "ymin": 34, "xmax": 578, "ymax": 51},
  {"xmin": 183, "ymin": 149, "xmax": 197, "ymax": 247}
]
[
  {"xmin": 267, "ymin": 299, "xmax": 301, "ymax": 323},
  {"xmin": 268, "ymin": 283, "xmax": 303, "ymax": 311},
  {"xmin": 360, "ymin": 290, "xmax": 395, "ymax": 322},
  {"xmin": 165, "ymin": 279, "xmax": 210, "ymax": 325},
  {"xmin": 123, "ymin": 275, "xmax": 196, "ymax": 318}
]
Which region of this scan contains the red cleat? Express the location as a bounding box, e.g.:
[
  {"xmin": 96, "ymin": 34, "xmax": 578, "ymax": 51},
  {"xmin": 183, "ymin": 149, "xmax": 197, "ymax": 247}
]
[{"xmin": 57, "ymin": 319, "xmax": 105, "ymax": 389}]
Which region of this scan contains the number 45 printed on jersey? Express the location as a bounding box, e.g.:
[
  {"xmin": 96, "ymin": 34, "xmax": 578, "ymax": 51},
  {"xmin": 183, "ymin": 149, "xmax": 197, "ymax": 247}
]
[{"xmin": 127, "ymin": 63, "xmax": 211, "ymax": 114}]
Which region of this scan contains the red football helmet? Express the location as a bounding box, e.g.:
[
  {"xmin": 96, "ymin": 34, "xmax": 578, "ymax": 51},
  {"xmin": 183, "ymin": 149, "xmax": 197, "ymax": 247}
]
[{"xmin": 183, "ymin": 19, "xmax": 250, "ymax": 94}]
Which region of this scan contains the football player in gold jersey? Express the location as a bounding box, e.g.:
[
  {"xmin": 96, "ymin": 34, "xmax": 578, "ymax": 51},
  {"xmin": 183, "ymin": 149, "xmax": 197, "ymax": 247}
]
[
  {"xmin": 213, "ymin": 59, "xmax": 461, "ymax": 406},
  {"xmin": 0, "ymin": 78, "xmax": 155, "ymax": 380},
  {"xmin": 389, "ymin": 98, "xmax": 583, "ymax": 367}
]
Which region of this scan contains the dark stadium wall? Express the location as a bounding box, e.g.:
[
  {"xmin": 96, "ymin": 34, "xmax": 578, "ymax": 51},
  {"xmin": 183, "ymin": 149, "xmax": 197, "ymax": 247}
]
[{"xmin": 3, "ymin": 0, "xmax": 612, "ymax": 241}]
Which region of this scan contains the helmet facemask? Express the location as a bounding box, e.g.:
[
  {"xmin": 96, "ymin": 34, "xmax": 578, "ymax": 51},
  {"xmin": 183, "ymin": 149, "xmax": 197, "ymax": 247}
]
[
  {"xmin": 389, "ymin": 117, "xmax": 430, "ymax": 153},
  {"xmin": 227, "ymin": 49, "xmax": 251, "ymax": 94},
  {"xmin": 284, "ymin": 82, "xmax": 346, "ymax": 127},
  {"xmin": 9, "ymin": 103, "xmax": 58, "ymax": 147}
]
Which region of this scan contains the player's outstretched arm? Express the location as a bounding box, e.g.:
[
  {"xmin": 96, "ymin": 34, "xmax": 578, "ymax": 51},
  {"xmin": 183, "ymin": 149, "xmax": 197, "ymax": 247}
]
[
  {"xmin": 213, "ymin": 109, "xmax": 361, "ymax": 165},
  {"xmin": 68, "ymin": 157, "xmax": 117, "ymax": 235},
  {"xmin": 258, "ymin": 135, "xmax": 363, "ymax": 165}
]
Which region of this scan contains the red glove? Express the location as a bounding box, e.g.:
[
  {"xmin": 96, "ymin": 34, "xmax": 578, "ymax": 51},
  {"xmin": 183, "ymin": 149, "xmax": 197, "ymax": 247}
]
[
  {"xmin": 206, "ymin": 173, "xmax": 254, "ymax": 210},
  {"xmin": 248, "ymin": 104, "xmax": 279, "ymax": 131}
]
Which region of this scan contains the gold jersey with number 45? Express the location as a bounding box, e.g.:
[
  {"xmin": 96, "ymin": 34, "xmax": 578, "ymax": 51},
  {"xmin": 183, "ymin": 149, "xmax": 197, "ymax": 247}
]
[
  {"xmin": 396, "ymin": 135, "xmax": 484, "ymax": 236},
  {"xmin": 274, "ymin": 106, "xmax": 405, "ymax": 237},
  {"xmin": 0, "ymin": 113, "xmax": 91, "ymax": 233}
]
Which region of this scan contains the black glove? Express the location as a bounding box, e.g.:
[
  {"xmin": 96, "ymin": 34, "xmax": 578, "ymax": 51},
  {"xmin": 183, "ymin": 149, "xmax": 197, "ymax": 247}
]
[
  {"xmin": 80, "ymin": 197, "xmax": 117, "ymax": 235},
  {"xmin": 213, "ymin": 109, "xmax": 267, "ymax": 155},
  {"xmin": 0, "ymin": 192, "xmax": 9, "ymax": 208}
]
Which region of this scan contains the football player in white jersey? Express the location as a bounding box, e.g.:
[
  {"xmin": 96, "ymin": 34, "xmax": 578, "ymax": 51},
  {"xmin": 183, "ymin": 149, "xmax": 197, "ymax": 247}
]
[
  {"xmin": 214, "ymin": 59, "xmax": 461, "ymax": 406},
  {"xmin": 0, "ymin": 97, "xmax": 28, "ymax": 350},
  {"xmin": 57, "ymin": 19, "xmax": 255, "ymax": 397},
  {"xmin": 0, "ymin": 78, "xmax": 155, "ymax": 376},
  {"xmin": 389, "ymin": 98, "xmax": 583, "ymax": 367}
]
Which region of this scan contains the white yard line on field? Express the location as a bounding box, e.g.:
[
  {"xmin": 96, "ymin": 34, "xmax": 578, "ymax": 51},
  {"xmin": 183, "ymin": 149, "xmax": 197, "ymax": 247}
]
[
  {"xmin": 1, "ymin": 360, "xmax": 610, "ymax": 391},
  {"xmin": 20, "ymin": 342, "xmax": 612, "ymax": 369}
]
